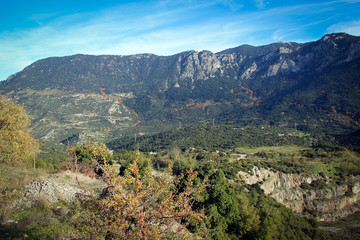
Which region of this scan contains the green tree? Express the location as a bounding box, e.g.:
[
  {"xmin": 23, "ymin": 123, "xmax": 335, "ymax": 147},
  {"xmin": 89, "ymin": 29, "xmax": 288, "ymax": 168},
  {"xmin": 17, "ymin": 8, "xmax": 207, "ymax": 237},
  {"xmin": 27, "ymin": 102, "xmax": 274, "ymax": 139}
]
[
  {"xmin": 0, "ymin": 94, "xmax": 39, "ymax": 165},
  {"xmin": 67, "ymin": 142, "xmax": 113, "ymax": 175},
  {"xmin": 113, "ymin": 149, "xmax": 151, "ymax": 176},
  {"xmin": 199, "ymin": 170, "xmax": 260, "ymax": 239}
]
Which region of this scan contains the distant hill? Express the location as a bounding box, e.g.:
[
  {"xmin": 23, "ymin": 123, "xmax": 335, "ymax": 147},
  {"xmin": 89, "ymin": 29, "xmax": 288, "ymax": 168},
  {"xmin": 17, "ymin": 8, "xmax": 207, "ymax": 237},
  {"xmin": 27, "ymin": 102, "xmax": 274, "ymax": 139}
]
[{"xmin": 1, "ymin": 32, "xmax": 359, "ymax": 146}]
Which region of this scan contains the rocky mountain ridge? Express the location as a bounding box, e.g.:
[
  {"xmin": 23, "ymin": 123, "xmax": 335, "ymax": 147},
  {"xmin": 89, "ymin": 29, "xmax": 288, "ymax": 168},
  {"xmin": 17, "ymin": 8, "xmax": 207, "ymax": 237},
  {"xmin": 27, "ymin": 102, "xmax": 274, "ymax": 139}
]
[
  {"xmin": 3, "ymin": 33, "xmax": 358, "ymax": 91},
  {"xmin": 1, "ymin": 32, "xmax": 359, "ymax": 143}
]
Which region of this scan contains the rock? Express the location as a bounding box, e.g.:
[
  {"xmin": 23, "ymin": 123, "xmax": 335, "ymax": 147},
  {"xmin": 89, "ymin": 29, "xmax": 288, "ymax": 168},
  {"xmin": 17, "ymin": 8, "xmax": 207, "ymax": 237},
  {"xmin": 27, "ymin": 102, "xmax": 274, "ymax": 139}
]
[
  {"xmin": 238, "ymin": 166, "xmax": 360, "ymax": 222},
  {"xmin": 13, "ymin": 179, "xmax": 83, "ymax": 208}
]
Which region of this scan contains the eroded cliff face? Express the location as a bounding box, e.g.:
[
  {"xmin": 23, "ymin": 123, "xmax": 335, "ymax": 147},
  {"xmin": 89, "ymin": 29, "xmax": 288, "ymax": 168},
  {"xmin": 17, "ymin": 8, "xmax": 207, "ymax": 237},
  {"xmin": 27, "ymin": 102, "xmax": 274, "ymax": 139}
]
[
  {"xmin": 238, "ymin": 166, "xmax": 360, "ymax": 222},
  {"xmin": 178, "ymin": 33, "xmax": 360, "ymax": 81}
]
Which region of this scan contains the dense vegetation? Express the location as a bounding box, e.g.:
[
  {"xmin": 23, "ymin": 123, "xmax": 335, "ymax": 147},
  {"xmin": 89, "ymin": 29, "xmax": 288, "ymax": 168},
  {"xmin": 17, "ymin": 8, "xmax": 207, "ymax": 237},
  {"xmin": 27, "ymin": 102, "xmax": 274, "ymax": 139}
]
[
  {"xmin": 109, "ymin": 124, "xmax": 321, "ymax": 151},
  {"xmin": 4, "ymin": 137, "xmax": 354, "ymax": 239},
  {"xmin": 3, "ymin": 134, "xmax": 360, "ymax": 239},
  {"xmin": 27, "ymin": 144, "xmax": 339, "ymax": 239}
]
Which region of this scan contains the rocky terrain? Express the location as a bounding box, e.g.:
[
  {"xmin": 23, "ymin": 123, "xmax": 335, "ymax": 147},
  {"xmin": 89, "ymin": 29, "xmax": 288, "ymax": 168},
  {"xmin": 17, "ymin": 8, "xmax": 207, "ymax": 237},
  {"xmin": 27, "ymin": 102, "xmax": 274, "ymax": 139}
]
[
  {"xmin": 238, "ymin": 166, "xmax": 360, "ymax": 221},
  {"xmin": 11, "ymin": 170, "xmax": 105, "ymax": 209},
  {"xmin": 13, "ymin": 179, "xmax": 81, "ymax": 208}
]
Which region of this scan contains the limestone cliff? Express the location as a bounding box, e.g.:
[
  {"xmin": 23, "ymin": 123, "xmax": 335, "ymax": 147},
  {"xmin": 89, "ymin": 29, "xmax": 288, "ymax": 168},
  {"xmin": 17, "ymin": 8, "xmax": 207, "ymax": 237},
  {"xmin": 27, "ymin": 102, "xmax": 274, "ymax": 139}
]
[{"xmin": 238, "ymin": 166, "xmax": 360, "ymax": 222}]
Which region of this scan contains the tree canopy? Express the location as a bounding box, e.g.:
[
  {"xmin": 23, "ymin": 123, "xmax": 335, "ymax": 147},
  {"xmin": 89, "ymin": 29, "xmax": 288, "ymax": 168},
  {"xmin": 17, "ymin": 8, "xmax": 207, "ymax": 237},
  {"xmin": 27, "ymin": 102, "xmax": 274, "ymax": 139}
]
[{"xmin": 0, "ymin": 94, "xmax": 39, "ymax": 165}]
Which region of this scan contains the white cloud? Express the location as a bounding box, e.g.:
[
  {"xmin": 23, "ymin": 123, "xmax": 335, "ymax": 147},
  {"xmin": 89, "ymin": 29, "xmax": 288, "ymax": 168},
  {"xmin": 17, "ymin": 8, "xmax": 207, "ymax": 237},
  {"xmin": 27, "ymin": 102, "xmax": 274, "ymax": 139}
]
[{"xmin": 327, "ymin": 20, "xmax": 360, "ymax": 35}]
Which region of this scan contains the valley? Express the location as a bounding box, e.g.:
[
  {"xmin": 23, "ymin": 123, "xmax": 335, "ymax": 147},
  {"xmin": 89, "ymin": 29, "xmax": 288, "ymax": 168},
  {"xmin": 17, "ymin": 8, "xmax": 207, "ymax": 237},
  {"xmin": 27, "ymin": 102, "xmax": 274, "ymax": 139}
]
[{"xmin": 1, "ymin": 32, "xmax": 360, "ymax": 239}]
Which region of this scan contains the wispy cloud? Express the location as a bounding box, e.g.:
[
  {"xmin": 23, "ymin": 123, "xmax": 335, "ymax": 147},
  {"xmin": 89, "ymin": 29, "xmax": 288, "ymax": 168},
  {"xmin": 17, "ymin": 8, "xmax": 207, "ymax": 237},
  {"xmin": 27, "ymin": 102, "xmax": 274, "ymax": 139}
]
[
  {"xmin": 253, "ymin": 0, "xmax": 265, "ymax": 9},
  {"xmin": 327, "ymin": 19, "xmax": 360, "ymax": 35},
  {"xmin": 216, "ymin": 0, "xmax": 244, "ymax": 10},
  {"xmin": 0, "ymin": 0, "xmax": 359, "ymax": 80},
  {"xmin": 0, "ymin": 1, "xmax": 251, "ymax": 73}
]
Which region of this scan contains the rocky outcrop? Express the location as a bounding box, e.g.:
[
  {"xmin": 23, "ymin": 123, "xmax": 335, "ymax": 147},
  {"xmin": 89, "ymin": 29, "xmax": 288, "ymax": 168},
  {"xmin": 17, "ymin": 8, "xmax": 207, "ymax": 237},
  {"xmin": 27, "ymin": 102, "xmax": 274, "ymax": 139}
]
[
  {"xmin": 238, "ymin": 166, "xmax": 360, "ymax": 222},
  {"xmin": 13, "ymin": 179, "xmax": 83, "ymax": 208}
]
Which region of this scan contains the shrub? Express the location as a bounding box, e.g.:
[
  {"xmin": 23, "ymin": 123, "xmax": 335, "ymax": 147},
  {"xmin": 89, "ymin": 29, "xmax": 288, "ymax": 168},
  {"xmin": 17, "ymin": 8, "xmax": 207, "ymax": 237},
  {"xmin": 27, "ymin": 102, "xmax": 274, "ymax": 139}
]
[{"xmin": 77, "ymin": 154, "xmax": 206, "ymax": 239}]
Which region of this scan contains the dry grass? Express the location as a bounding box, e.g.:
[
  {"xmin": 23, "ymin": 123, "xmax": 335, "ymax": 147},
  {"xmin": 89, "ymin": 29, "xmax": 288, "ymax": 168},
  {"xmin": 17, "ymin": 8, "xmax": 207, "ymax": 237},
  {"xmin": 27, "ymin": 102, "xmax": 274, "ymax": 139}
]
[{"xmin": 54, "ymin": 170, "xmax": 106, "ymax": 192}]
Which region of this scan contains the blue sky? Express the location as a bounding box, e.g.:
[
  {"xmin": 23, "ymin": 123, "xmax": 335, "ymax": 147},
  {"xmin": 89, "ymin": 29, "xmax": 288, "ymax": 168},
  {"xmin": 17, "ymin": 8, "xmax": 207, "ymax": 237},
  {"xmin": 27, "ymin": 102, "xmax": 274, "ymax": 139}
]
[{"xmin": 0, "ymin": 0, "xmax": 359, "ymax": 80}]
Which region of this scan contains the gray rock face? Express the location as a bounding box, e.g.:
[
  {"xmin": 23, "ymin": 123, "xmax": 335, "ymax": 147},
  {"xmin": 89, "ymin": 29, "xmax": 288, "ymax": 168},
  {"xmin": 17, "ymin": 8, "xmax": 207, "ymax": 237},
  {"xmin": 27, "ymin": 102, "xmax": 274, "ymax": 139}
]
[
  {"xmin": 13, "ymin": 179, "xmax": 82, "ymax": 208},
  {"xmin": 3, "ymin": 33, "xmax": 359, "ymax": 93},
  {"xmin": 238, "ymin": 166, "xmax": 360, "ymax": 221},
  {"xmin": 1, "ymin": 33, "xmax": 359, "ymax": 144}
]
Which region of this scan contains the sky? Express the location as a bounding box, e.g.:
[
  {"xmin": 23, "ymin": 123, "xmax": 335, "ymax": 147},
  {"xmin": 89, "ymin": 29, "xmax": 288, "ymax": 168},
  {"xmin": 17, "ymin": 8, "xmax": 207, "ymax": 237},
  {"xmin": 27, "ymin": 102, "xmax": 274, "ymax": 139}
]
[{"xmin": 0, "ymin": 0, "xmax": 360, "ymax": 80}]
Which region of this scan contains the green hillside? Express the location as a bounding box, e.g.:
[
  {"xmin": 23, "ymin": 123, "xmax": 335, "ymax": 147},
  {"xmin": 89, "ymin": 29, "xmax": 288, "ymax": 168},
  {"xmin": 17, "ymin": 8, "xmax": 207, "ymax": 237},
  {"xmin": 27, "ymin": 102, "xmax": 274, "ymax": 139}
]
[{"xmin": 1, "ymin": 33, "xmax": 359, "ymax": 145}]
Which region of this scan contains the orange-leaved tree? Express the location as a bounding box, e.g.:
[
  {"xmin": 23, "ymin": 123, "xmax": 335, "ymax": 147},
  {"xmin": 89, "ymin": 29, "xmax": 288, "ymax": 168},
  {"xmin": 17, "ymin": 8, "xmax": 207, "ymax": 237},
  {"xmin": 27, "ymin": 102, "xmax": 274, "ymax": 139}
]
[
  {"xmin": 0, "ymin": 94, "xmax": 39, "ymax": 166},
  {"xmin": 77, "ymin": 150, "xmax": 206, "ymax": 239}
]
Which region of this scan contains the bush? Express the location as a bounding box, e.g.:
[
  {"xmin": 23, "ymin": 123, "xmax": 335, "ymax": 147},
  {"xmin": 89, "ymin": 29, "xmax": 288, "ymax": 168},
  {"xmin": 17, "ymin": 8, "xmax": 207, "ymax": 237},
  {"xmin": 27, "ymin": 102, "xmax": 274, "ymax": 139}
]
[
  {"xmin": 66, "ymin": 142, "xmax": 113, "ymax": 176},
  {"xmin": 301, "ymin": 179, "xmax": 327, "ymax": 190},
  {"xmin": 77, "ymin": 155, "xmax": 206, "ymax": 239}
]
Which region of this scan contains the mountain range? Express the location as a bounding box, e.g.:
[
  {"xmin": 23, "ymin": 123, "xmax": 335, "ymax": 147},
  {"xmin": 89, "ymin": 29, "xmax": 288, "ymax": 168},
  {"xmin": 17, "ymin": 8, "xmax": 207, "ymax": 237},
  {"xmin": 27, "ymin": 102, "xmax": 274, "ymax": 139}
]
[{"xmin": 1, "ymin": 32, "xmax": 359, "ymax": 147}]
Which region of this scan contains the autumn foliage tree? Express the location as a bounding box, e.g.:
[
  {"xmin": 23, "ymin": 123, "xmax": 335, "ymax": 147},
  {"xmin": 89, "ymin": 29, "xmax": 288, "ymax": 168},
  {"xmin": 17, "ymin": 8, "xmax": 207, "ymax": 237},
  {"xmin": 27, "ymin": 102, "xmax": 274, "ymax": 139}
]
[
  {"xmin": 0, "ymin": 94, "xmax": 39, "ymax": 166},
  {"xmin": 75, "ymin": 148, "xmax": 206, "ymax": 239}
]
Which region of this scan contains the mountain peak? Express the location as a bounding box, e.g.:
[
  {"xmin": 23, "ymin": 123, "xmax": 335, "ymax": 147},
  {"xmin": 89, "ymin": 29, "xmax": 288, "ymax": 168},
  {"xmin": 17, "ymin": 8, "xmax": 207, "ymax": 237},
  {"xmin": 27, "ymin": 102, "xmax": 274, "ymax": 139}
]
[
  {"xmin": 319, "ymin": 32, "xmax": 360, "ymax": 46},
  {"xmin": 321, "ymin": 32, "xmax": 350, "ymax": 41},
  {"xmin": 1, "ymin": 33, "xmax": 359, "ymax": 143}
]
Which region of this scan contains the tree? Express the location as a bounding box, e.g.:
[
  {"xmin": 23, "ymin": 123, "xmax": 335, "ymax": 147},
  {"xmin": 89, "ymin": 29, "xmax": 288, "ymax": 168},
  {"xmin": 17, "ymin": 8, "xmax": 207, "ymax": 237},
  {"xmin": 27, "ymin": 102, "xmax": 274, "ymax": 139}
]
[
  {"xmin": 199, "ymin": 170, "xmax": 260, "ymax": 239},
  {"xmin": 76, "ymin": 152, "xmax": 206, "ymax": 239},
  {"xmin": 0, "ymin": 94, "xmax": 39, "ymax": 166},
  {"xmin": 66, "ymin": 142, "xmax": 113, "ymax": 176}
]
